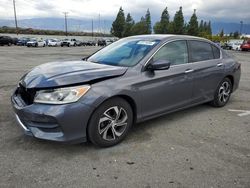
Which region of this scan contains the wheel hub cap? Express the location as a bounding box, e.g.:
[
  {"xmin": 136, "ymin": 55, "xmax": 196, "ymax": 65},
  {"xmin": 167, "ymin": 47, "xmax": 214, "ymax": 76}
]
[
  {"xmin": 218, "ymin": 81, "xmax": 231, "ymax": 103},
  {"xmin": 98, "ymin": 106, "xmax": 128, "ymax": 141}
]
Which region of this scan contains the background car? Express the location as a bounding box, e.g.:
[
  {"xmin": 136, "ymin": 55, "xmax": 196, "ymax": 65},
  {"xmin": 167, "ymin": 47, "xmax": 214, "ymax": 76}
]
[
  {"xmin": 17, "ymin": 37, "xmax": 30, "ymax": 46},
  {"xmin": 82, "ymin": 40, "xmax": 96, "ymax": 46},
  {"xmin": 75, "ymin": 40, "xmax": 83, "ymax": 46},
  {"xmin": 48, "ymin": 39, "xmax": 61, "ymax": 47},
  {"xmin": 26, "ymin": 38, "xmax": 46, "ymax": 47},
  {"xmin": 61, "ymin": 39, "xmax": 77, "ymax": 47},
  {"xmin": 97, "ymin": 39, "xmax": 106, "ymax": 46},
  {"xmin": 12, "ymin": 37, "xmax": 18, "ymax": 45},
  {"xmin": 0, "ymin": 36, "xmax": 14, "ymax": 46},
  {"xmin": 221, "ymin": 43, "xmax": 232, "ymax": 50},
  {"xmin": 232, "ymin": 42, "xmax": 242, "ymax": 51},
  {"xmin": 240, "ymin": 39, "xmax": 250, "ymax": 51}
]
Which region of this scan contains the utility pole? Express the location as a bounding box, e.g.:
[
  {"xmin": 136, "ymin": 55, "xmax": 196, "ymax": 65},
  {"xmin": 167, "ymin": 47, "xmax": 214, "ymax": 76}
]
[
  {"xmin": 13, "ymin": 0, "xmax": 18, "ymax": 35},
  {"xmin": 63, "ymin": 12, "xmax": 68, "ymax": 36},
  {"xmin": 91, "ymin": 19, "xmax": 94, "ymax": 38},
  {"xmin": 240, "ymin": 21, "xmax": 243, "ymax": 35},
  {"xmin": 98, "ymin": 13, "xmax": 101, "ymax": 36}
]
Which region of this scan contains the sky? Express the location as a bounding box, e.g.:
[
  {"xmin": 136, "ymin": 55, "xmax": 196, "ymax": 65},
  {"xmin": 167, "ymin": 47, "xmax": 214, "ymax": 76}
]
[{"xmin": 0, "ymin": 0, "xmax": 249, "ymax": 24}]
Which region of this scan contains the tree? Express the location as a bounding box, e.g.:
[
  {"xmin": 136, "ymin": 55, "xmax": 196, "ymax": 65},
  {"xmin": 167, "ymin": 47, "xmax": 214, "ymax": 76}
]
[
  {"xmin": 153, "ymin": 22, "xmax": 162, "ymax": 34},
  {"xmin": 187, "ymin": 9, "xmax": 198, "ymax": 36},
  {"xmin": 203, "ymin": 21, "xmax": 207, "ymax": 32},
  {"xmin": 110, "ymin": 7, "xmax": 125, "ymax": 38},
  {"xmin": 124, "ymin": 13, "xmax": 135, "ymax": 37},
  {"xmin": 167, "ymin": 21, "xmax": 174, "ymax": 34},
  {"xmin": 173, "ymin": 6, "xmax": 184, "ymax": 34},
  {"xmin": 199, "ymin": 20, "xmax": 204, "ymax": 33},
  {"xmin": 207, "ymin": 21, "xmax": 212, "ymax": 35},
  {"xmin": 219, "ymin": 29, "xmax": 224, "ymax": 38},
  {"xmin": 233, "ymin": 31, "xmax": 239, "ymax": 38},
  {"xmin": 131, "ymin": 17, "xmax": 148, "ymax": 35},
  {"xmin": 145, "ymin": 9, "xmax": 152, "ymax": 34},
  {"xmin": 153, "ymin": 6, "xmax": 170, "ymax": 34}
]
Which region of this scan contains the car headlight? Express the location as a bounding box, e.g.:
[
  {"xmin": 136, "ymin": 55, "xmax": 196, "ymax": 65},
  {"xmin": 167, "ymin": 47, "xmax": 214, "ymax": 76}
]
[{"xmin": 34, "ymin": 85, "xmax": 90, "ymax": 104}]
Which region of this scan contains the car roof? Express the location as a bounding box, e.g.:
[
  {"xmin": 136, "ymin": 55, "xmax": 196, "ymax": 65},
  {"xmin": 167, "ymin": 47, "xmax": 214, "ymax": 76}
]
[{"xmin": 126, "ymin": 34, "xmax": 211, "ymax": 42}]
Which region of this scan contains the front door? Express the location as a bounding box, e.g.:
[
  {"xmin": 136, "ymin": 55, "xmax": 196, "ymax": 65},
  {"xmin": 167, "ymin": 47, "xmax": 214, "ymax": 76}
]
[{"xmin": 140, "ymin": 40, "xmax": 194, "ymax": 119}]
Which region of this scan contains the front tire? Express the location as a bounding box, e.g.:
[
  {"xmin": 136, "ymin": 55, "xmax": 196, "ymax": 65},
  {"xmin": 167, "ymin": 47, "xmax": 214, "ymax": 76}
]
[
  {"xmin": 88, "ymin": 98, "xmax": 133, "ymax": 147},
  {"xmin": 211, "ymin": 78, "xmax": 232, "ymax": 107}
]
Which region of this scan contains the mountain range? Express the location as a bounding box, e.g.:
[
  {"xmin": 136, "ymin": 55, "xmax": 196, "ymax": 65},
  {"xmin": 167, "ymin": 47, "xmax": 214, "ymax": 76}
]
[{"xmin": 0, "ymin": 18, "xmax": 249, "ymax": 35}]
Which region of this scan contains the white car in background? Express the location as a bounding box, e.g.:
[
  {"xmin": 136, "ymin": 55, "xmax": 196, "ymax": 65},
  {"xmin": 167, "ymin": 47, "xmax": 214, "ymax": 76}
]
[
  {"xmin": 26, "ymin": 38, "xmax": 46, "ymax": 47},
  {"xmin": 61, "ymin": 39, "xmax": 77, "ymax": 47},
  {"xmin": 48, "ymin": 39, "xmax": 61, "ymax": 47},
  {"xmin": 232, "ymin": 42, "xmax": 242, "ymax": 51}
]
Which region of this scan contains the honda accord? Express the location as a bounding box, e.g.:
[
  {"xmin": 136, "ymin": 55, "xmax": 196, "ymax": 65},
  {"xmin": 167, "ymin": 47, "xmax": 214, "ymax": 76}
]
[{"xmin": 11, "ymin": 35, "xmax": 241, "ymax": 147}]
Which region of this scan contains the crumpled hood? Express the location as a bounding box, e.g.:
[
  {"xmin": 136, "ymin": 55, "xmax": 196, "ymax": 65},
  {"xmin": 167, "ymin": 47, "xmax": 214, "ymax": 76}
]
[{"xmin": 20, "ymin": 61, "xmax": 127, "ymax": 89}]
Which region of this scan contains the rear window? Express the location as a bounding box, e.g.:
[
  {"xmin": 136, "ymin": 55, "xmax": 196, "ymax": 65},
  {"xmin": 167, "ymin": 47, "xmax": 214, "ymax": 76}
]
[{"xmin": 189, "ymin": 41, "xmax": 214, "ymax": 62}]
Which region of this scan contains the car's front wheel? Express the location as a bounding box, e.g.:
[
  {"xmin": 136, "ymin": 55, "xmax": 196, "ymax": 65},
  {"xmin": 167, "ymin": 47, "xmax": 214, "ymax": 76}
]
[
  {"xmin": 211, "ymin": 77, "xmax": 232, "ymax": 107},
  {"xmin": 88, "ymin": 98, "xmax": 133, "ymax": 147}
]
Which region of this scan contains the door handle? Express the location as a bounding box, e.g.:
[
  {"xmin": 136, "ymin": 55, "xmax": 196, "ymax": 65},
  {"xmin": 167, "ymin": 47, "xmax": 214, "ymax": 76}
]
[
  {"xmin": 185, "ymin": 69, "xmax": 194, "ymax": 73},
  {"xmin": 217, "ymin": 63, "xmax": 223, "ymax": 67}
]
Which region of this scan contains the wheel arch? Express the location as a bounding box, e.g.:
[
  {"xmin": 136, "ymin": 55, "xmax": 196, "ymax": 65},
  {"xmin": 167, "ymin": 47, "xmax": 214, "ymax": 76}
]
[
  {"xmin": 115, "ymin": 94, "xmax": 137, "ymax": 124},
  {"xmin": 225, "ymin": 75, "xmax": 234, "ymax": 88}
]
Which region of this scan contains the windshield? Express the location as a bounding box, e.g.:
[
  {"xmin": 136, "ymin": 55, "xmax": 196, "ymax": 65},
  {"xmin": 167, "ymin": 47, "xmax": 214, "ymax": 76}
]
[{"xmin": 88, "ymin": 38, "xmax": 160, "ymax": 67}]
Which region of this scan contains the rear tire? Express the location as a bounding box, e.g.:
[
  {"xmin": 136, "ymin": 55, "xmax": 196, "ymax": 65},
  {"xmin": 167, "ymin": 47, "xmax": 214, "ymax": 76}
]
[
  {"xmin": 88, "ymin": 98, "xmax": 133, "ymax": 147},
  {"xmin": 210, "ymin": 78, "xmax": 232, "ymax": 107}
]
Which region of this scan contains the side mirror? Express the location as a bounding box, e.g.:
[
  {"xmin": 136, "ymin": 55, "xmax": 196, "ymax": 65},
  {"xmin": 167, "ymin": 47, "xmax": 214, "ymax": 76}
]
[{"xmin": 147, "ymin": 59, "xmax": 171, "ymax": 71}]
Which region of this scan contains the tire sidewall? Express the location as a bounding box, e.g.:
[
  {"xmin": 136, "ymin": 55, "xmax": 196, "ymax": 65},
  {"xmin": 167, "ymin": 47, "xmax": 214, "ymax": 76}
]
[{"xmin": 88, "ymin": 98, "xmax": 133, "ymax": 147}]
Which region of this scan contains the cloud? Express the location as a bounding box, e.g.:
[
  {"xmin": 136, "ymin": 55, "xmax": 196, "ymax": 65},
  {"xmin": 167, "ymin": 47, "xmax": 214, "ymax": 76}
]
[{"xmin": 0, "ymin": 0, "xmax": 249, "ymax": 24}]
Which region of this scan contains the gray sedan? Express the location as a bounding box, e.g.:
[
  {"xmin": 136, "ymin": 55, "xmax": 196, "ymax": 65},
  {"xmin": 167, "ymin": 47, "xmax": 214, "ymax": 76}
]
[{"xmin": 11, "ymin": 35, "xmax": 241, "ymax": 147}]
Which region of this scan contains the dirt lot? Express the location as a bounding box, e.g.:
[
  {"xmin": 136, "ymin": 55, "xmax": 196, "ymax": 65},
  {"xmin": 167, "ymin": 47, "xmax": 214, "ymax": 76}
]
[{"xmin": 0, "ymin": 46, "xmax": 250, "ymax": 188}]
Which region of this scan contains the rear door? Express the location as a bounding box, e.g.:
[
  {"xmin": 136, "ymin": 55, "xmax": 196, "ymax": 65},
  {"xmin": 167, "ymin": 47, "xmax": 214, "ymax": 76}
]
[{"xmin": 188, "ymin": 40, "xmax": 224, "ymax": 102}]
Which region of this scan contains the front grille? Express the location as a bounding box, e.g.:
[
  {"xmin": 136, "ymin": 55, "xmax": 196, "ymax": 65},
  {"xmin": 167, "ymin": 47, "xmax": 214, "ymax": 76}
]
[{"xmin": 17, "ymin": 84, "xmax": 36, "ymax": 105}]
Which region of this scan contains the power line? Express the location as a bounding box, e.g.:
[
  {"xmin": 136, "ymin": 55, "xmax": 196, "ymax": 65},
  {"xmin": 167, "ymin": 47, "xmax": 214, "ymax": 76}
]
[
  {"xmin": 13, "ymin": 0, "xmax": 18, "ymax": 35},
  {"xmin": 63, "ymin": 12, "xmax": 69, "ymax": 36}
]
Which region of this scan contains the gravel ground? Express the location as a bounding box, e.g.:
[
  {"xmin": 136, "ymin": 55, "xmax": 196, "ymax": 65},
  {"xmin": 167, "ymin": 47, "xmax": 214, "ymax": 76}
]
[{"xmin": 0, "ymin": 46, "xmax": 250, "ymax": 188}]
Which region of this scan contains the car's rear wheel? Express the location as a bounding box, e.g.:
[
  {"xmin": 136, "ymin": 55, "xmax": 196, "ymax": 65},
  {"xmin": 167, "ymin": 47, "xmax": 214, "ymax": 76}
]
[
  {"xmin": 211, "ymin": 77, "xmax": 232, "ymax": 107},
  {"xmin": 88, "ymin": 98, "xmax": 133, "ymax": 147}
]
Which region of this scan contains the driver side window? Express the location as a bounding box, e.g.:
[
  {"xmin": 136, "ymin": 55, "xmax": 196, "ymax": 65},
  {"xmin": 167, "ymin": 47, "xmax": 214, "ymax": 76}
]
[{"xmin": 153, "ymin": 40, "xmax": 188, "ymax": 65}]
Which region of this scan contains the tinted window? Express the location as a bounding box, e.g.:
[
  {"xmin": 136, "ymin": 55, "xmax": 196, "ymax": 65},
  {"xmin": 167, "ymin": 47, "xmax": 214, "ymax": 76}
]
[
  {"xmin": 153, "ymin": 40, "xmax": 188, "ymax": 65},
  {"xmin": 212, "ymin": 45, "xmax": 220, "ymax": 59},
  {"xmin": 189, "ymin": 41, "xmax": 214, "ymax": 62}
]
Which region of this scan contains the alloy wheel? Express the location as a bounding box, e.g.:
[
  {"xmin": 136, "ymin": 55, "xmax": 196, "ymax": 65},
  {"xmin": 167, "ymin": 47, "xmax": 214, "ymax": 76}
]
[
  {"xmin": 98, "ymin": 106, "xmax": 128, "ymax": 141},
  {"xmin": 218, "ymin": 81, "xmax": 231, "ymax": 103}
]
